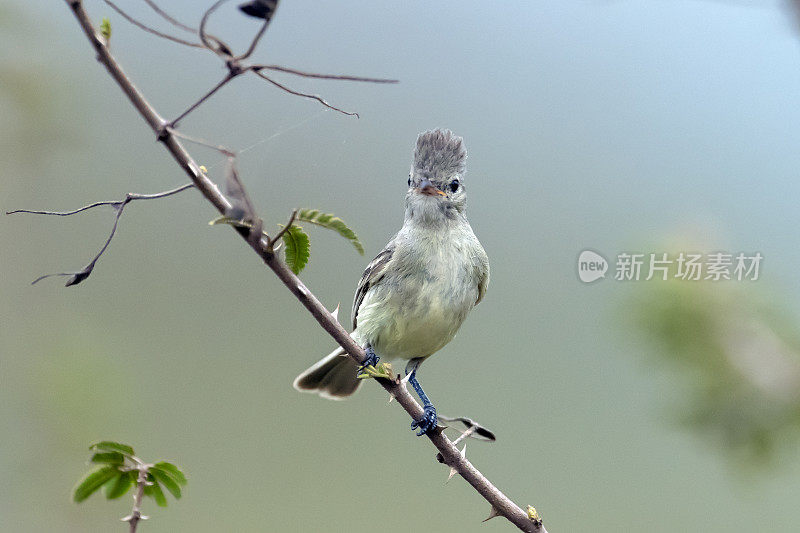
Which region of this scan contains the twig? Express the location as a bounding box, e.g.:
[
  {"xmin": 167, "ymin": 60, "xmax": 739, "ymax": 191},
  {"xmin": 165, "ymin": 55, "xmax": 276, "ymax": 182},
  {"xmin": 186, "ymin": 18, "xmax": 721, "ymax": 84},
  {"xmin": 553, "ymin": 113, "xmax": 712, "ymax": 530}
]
[
  {"xmin": 61, "ymin": 1, "xmax": 547, "ymax": 530},
  {"xmin": 268, "ymin": 209, "xmax": 297, "ymax": 249},
  {"xmin": 167, "ymin": 72, "xmax": 237, "ymax": 128},
  {"xmin": 252, "ymin": 64, "xmax": 398, "ymax": 84},
  {"xmin": 125, "ymin": 463, "xmax": 149, "ymax": 533},
  {"xmin": 141, "ymin": 0, "xmax": 196, "ymax": 34},
  {"xmin": 237, "ymin": 16, "xmax": 270, "ymax": 61},
  {"xmin": 102, "ymin": 0, "xmax": 204, "ymax": 48},
  {"xmin": 198, "ymin": 0, "xmax": 234, "ymax": 57},
  {"xmin": 110, "ymin": 0, "xmax": 389, "ymax": 123},
  {"xmin": 9, "ymin": 183, "xmax": 194, "ymax": 285},
  {"xmin": 253, "ymin": 70, "xmax": 359, "ymax": 117}
]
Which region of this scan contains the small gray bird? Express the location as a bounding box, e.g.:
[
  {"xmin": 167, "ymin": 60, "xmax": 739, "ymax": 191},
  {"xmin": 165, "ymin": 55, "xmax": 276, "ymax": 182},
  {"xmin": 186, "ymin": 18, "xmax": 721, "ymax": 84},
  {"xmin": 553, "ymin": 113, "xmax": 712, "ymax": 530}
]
[{"xmin": 293, "ymin": 129, "xmax": 489, "ymax": 435}]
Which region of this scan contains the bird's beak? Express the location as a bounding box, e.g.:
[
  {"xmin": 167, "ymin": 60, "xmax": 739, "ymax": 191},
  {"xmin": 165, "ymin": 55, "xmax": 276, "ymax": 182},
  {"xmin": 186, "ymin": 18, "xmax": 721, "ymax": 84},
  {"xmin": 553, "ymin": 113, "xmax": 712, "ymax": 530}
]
[{"xmin": 416, "ymin": 178, "xmax": 446, "ymax": 197}]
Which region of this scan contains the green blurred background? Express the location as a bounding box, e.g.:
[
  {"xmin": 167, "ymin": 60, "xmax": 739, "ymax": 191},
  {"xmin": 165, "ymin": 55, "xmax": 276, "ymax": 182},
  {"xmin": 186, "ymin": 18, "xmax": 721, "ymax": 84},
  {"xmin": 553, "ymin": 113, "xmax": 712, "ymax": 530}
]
[{"xmin": 3, "ymin": 0, "xmax": 800, "ymax": 531}]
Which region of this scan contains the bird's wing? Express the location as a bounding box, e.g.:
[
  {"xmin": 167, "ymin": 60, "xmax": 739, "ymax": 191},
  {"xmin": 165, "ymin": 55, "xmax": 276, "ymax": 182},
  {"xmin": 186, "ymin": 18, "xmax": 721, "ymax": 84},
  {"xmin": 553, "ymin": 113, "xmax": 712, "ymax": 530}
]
[{"xmin": 352, "ymin": 244, "xmax": 394, "ymax": 329}]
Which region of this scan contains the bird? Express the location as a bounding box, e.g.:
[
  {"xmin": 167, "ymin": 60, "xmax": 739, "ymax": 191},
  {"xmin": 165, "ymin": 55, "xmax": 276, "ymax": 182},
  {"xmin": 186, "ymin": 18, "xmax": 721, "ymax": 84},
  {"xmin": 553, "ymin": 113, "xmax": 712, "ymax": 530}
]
[{"xmin": 293, "ymin": 129, "xmax": 489, "ymax": 436}]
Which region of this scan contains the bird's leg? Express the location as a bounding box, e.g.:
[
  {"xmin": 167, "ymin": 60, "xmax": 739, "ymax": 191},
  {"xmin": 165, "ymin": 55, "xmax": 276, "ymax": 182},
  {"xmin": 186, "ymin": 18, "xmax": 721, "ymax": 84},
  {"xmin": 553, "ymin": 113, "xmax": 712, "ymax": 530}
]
[
  {"xmin": 405, "ymin": 358, "xmax": 438, "ymax": 436},
  {"xmin": 356, "ymin": 344, "xmax": 380, "ymax": 374}
]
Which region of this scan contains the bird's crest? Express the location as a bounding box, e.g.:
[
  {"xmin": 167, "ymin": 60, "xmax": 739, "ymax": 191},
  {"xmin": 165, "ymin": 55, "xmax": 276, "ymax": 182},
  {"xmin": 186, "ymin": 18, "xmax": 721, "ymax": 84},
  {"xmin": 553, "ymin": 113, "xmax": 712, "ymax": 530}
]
[{"xmin": 413, "ymin": 129, "xmax": 467, "ymax": 181}]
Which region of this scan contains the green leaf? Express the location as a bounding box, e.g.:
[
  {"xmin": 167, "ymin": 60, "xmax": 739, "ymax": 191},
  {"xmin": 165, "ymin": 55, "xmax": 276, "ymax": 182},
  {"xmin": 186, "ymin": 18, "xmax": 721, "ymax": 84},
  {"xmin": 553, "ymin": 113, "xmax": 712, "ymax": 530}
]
[
  {"xmin": 73, "ymin": 466, "xmax": 118, "ymax": 503},
  {"xmin": 152, "ymin": 462, "xmax": 187, "ymax": 486},
  {"xmin": 297, "ymin": 208, "xmax": 364, "ymax": 255},
  {"xmin": 150, "ymin": 467, "xmax": 182, "ymax": 499},
  {"xmin": 99, "ymin": 17, "xmax": 111, "ymax": 41},
  {"xmin": 90, "ymin": 452, "xmax": 124, "ymax": 465},
  {"xmin": 282, "ymin": 224, "xmax": 310, "ymax": 274},
  {"xmin": 104, "ymin": 470, "xmax": 135, "ymax": 499},
  {"xmin": 144, "ymin": 474, "xmax": 168, "ymax": 507},
  {"xmin": 90, "ymin": 441, "xmax": 134, "ymax": 457}
]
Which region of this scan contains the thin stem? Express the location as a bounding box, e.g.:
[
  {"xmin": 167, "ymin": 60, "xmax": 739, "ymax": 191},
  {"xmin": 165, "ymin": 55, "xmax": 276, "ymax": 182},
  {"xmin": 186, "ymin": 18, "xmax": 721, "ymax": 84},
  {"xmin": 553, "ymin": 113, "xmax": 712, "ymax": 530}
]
[
  {"xmin": 252, "ymin": 64, "xmax": 398, "ymax": 84},
  {"xmin": 168, "ymin": 72, "xmax": 237, "ymax": 128},
  {"xmin": 237, "ymin": 17, "xmax": 270, "ymax": 60},
  {"xmin": 252, "ymin": 70, "xmax": 359, "ymax": 117},
  {"xmin": 199, "ymin": 0, "xmax": 234, "ymax": 56},
  {"xmin": 128, "ymin": 467, "xmax": 148, "ymax": 533},
  {"xmin": 451, "ymin": 426, "xmax": 477, "ymax": 446},
  {"xmin": 141, "ymin": 0, "xmax": 197, "ymax": 33},
  {"xmin": 102, "ymin": 0, "xmax": 204, "ymax": 48},
  {"xmin": 268, "ymin": 209, "xmax": 298, "ymax": 249},
  {"xmin": 7, "ymin": 183, "xmax": 194, "ymax": 216}
]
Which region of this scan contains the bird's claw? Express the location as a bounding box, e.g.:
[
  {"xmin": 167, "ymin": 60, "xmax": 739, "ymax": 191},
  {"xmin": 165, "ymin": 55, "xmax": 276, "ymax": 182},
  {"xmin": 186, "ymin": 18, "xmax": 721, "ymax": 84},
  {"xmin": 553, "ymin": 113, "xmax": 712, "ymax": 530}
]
[
  {"xmin": 356, "ymin": 347, "xmax": 380, "ymax": 375},
  {"xmin": 411, "ymin": 404, "xmax": 438, "ymax": 436}
]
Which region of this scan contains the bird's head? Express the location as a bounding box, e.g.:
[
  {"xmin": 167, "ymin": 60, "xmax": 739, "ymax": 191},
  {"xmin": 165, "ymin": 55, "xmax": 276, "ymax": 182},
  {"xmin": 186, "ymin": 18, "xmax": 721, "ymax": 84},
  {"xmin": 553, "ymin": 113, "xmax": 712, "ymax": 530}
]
[{"xmin": 405, "ymin": 129, "xmax": 468, "ymax": 225}]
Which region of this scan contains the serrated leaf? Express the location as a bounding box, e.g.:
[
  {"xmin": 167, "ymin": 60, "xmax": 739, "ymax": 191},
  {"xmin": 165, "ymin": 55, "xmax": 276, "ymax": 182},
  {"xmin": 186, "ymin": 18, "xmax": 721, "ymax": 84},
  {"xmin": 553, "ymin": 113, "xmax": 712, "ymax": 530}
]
[
  {"xmin": 297, "ymin": 208, "xmax": 364, "ymax": 255},
  {"xmin": 152, "ymin": 462, "xmax": 187, "ymax": 486},
  {"xmin": 90, "ymin": 441, "xmax": 134, "ymax": 457},
  {"xmin": 144, "ymin": 474, "xmax": 168, "ymax": 507},
  {"xmin": 150, "ymin": 468, "xmax": 182, "ymax": 499},
  {"xmin": 73, "ymin": 466, "xmax": 118, "ymax": 503},
  {"xmin": 282, "ymin": 224, "xmax": 310, "ymax": 274},
  {"xmin": 104, "ymin": 470, "xmax": 135, "ymax": 499},
  {"xmin": 90, "ymin": 452, "xmax": 124, "ymax": 465}
]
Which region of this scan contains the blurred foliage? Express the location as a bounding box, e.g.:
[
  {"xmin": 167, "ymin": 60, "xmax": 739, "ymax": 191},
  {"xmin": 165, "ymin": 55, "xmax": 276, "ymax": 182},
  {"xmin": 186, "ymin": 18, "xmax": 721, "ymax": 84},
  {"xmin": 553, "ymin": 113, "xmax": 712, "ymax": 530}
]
[
  {"xmin": 634, "ymin": 276, "xmax": 800, "ymax": 463},
  {"xmin": 0, "ymin": 4, "xmax": 63, "ymax": 164}
]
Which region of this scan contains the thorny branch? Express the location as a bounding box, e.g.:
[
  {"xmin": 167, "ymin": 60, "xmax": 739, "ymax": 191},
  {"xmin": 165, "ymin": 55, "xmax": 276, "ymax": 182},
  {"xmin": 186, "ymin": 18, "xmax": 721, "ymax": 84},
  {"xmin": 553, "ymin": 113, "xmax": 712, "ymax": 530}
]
[
  {"xmin": 41, "ymin": 1, "xmax": 548, "ymax": 531},
  {"xmin": 126, "ymin": 464, "xmax": 149, "ymax": 533}
]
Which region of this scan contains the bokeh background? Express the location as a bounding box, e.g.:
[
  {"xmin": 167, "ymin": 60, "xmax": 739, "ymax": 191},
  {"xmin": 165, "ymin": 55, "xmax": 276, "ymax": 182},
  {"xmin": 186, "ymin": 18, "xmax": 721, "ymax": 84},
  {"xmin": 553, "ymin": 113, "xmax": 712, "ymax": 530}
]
[{"xmin": 3, "ymin": 0, "xmax": 800, "ymax": 531}]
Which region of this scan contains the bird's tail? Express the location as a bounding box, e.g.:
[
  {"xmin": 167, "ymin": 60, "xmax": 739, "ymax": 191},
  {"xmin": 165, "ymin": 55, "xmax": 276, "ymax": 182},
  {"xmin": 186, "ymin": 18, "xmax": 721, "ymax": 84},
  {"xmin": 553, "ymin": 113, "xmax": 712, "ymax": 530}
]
[{"xmin": 292, "ymin": 347, "xmax": 362, "ymax": 400}]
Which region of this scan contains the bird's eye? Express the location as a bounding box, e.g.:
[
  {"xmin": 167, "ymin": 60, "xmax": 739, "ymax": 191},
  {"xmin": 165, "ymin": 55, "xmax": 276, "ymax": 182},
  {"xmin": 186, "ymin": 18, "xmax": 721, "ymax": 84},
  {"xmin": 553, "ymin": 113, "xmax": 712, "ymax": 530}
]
[
  {"xmin": 449, "ymin": 180, "xmax": 460, "ymax": 193},
  {"xmin": 408, "ymin": 177, "xmax": 412, "ymax": 186}
]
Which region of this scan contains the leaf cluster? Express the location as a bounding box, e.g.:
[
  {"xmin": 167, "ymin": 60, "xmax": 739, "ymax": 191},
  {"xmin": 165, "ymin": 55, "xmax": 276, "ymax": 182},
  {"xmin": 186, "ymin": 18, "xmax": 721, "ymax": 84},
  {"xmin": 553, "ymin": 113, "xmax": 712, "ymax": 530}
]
[{"xmin": 73, "ymin": 441, "xmax": 187, "ymax": 507}]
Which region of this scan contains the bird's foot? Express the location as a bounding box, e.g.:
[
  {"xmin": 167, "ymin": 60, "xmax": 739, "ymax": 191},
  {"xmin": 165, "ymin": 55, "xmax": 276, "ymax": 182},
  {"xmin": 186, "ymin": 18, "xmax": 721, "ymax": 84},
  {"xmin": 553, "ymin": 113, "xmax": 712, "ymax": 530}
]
[
  {"xmin": 356, "ymin": 346, "xmax": 381, "ymax": 378},
  {"xmin": 411, "ymin": 404, "xmax": 438, "ymax": 436},
  {"xmin": 356, "ymin": 362, "xmax": 393, "ymax": 380}
]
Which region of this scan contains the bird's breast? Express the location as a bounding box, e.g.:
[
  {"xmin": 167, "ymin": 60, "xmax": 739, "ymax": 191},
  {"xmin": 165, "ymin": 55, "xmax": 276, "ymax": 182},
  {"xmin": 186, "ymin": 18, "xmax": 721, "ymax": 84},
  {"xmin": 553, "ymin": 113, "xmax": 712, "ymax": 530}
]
[{"xmin": 354, "ymin": 230, "xmax": 480, "ymax": 361}]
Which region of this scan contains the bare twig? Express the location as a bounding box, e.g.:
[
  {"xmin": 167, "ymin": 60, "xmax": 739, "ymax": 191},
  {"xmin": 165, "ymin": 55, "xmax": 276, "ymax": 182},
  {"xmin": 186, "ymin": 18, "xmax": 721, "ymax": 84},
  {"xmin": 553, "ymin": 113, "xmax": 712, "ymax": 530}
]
[
  {"xmin": 7, "ymin": 183, "xmax": 194, "ymax": 217},
  {"xmin": 110, "ymin": 0, "xmax": 388, "ymax": 123},
  {"xmin": 102, "ymin": 0, "xmax": 204, "ymax": 48},
  {"xmin": 141, "ymin": 0, "xmax": 197, "ymax": 33},
  {"xmin": 237, "ymin": 16, "xmax": 270, "ymax": 60},
  {"xmin": 252, "ymin": 64, "xmax": 398, "ymax": 84},
  {"xmin": 268, "ymin": 209, "xmax": 297, "ymax": 249},
  {"xmin": 60, "ymin": 1, "xmax": 547, "ymax": 530},
  {"xmin": 29, "ymin": 202, "xmax": 123, "ymax": 287},
  {"xmin": 198, "ymin": 0, "xmax": 234, "ymax": 57},
  {"xmin": 253, "ymin": 70, "xmax": 359, "ymax": 117},
  {"xmin": 167, "ymin": 72, "xmax": 237, "ymax": 128},
  {"xmin": 9, "ymin": 183, "xmax": 194, "ymax": 286}
]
